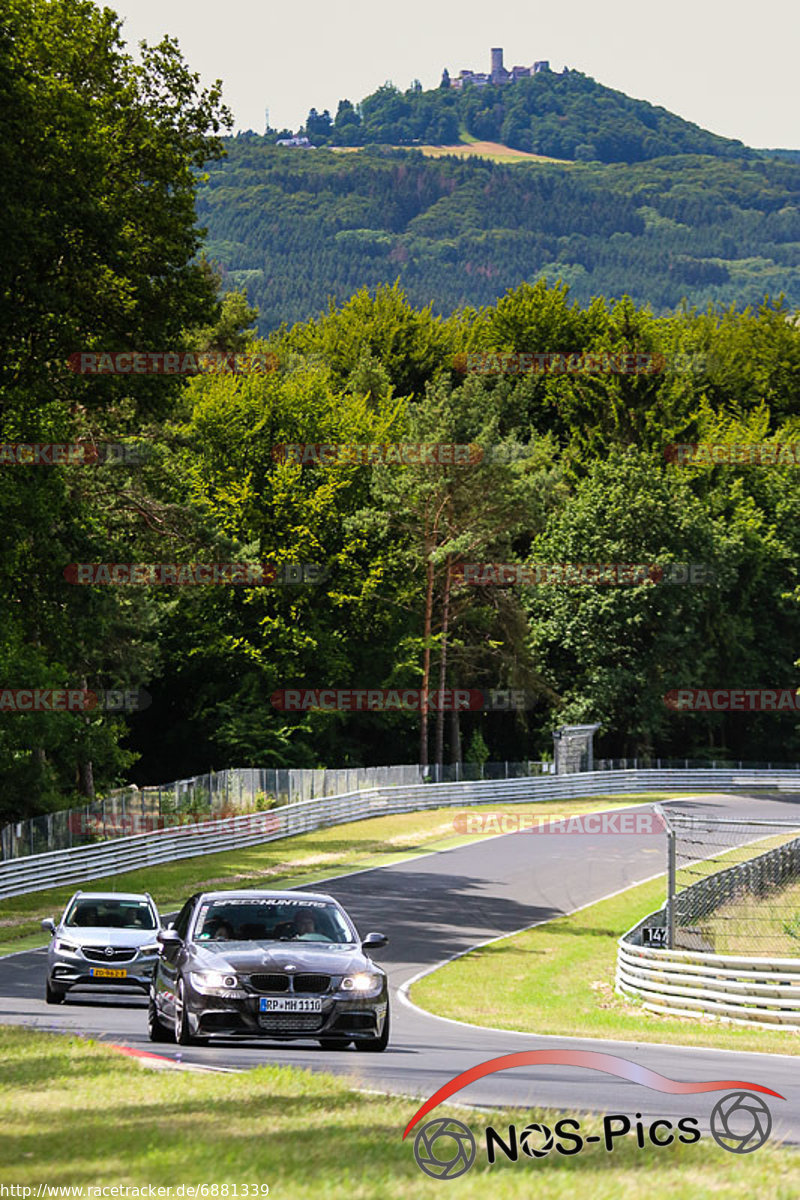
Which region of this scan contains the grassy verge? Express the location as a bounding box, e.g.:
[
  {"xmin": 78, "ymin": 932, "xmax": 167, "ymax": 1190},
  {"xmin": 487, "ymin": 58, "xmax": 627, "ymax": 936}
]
[
  {"xmin": 411, "ymin": 875, "xmax": 800, "ymax": 1056},
  {"xmin": 0, "ymin": 1028, "xmax": 797, "ymax": 1198},
  {"xmin": 0, "ymin": 795, "xmax": 668, "ymax": 955}
]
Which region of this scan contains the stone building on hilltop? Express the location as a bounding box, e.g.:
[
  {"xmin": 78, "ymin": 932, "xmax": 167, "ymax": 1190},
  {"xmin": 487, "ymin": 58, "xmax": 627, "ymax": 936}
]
[{"xmin": 445, "ymin": 47, "xmax": 551, "ymax": 90}]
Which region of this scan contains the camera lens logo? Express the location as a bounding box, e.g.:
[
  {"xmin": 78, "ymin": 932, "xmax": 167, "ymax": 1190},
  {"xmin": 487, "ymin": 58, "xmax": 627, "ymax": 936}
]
[
  {"xmin": 413, "ymin": 1118, "xmax": 476, "ymax": 1179},
  {"xmin": 710, "ymin": 1091, "xmax": 772, "ymax": 1154},
  {"xmin": 520, "ymin": 1122, "xmax": 554, "ymax": 1157}
]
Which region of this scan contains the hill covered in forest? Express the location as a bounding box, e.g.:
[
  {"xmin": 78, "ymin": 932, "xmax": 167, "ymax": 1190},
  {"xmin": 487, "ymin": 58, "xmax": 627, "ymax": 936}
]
[
  {"xmin": 291, "ymin": 68, "xmax": 757, "ymax": 164},
  {"xmin": 198, "ymin": 139, "xmax": 800, "ymax": 332}
]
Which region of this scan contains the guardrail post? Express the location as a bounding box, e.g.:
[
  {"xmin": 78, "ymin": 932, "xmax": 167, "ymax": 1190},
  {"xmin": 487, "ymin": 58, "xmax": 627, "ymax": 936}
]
[{"xmin": 666, "ymin": 825, "xmax": 676, "ymax": 950}]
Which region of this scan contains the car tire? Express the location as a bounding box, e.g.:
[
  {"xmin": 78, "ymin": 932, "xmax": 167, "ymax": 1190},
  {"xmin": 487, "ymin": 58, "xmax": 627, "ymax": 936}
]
[
  {"xmin": 148, "ymin": 995, "xmax": 174, "ymax": 1043},
  {"xmin": 174, "ymin": 980, "xmax": 206, "ymax": 1046},
  {"xmin": 354, "ymin": 1007, "xmax": 389, "ymax": 1053},
  {"xmin": 45, "ymin": 978, "xmax": 66, "ymax": 1005},
  {"xmin": 317, "ymin": 1037, "xmax": 352, "ymax": 1050}
]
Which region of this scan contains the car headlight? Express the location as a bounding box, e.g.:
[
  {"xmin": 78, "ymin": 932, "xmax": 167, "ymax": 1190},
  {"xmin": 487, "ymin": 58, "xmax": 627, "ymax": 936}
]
[
  {"xmin": 189, "ymin": 970, "xmax": 239, "ymax": 991},
  {"xmin": 54, "ymin": 939, "xmax": 81, "ymax": 954},
  {"xmin": 139, "ymin": 943, "xmax": 160, "ymax": 955},
  {"xmin": 341, "ymin": 973, "xmax": 381, "ymax": 991}
]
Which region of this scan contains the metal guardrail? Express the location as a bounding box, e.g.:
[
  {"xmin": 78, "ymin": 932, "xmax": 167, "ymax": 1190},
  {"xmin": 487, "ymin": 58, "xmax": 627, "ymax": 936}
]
[
  {"xmin": 616, "ymin": 940, "xmax": 800, "ymax": 1030},
  {"xmin": 0, "ymin": 761, "xmax": 552, "ymax": 861},
  {"xmin": 2, "ymin": 766, "xmax": 800, "ymax": 902},
  {"xmin": 616, "ymin": 816, "xmax": 800, "ymax": 1028}
]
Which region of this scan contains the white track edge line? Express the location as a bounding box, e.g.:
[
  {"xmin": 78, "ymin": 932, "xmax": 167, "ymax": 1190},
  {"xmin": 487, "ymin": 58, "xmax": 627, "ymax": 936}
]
[{"xmin": 395, "ymin": 872, "xmax": 800, "ymax": 1063}]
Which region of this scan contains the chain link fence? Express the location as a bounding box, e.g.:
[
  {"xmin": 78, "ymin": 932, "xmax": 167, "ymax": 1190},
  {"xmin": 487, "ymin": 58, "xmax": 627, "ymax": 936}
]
[
  {"xmin": 6, "ymin": 757, "xmax": 798, "ymax": 864},
  {"xmin": 0, "ymin": 760, "xmax": 551, "ymax": 860},
  {"xmin": 661, "ymin": 808, "xmax": 800, "ymax": 956}
]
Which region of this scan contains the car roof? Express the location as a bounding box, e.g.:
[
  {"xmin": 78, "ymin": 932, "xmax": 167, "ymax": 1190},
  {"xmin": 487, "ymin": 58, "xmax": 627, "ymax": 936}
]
[
  {"xmin": 198, "ymin": 889, "xmax": 337, "ymax": 904},
  {"xmin": 67, "ymin": 892, "xmax": 155, "ymax": 902}
]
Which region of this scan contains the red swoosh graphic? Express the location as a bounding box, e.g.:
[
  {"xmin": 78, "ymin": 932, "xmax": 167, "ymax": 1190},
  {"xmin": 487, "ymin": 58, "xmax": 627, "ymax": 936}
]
[{"xmin": 402, "ymin": 1050, "xmax": 784, "ymax": 1138}]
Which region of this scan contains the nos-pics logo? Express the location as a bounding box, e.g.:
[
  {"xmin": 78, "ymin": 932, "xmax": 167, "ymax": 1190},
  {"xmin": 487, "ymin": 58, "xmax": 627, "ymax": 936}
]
[{"xmin": 404, "ymin": 1050, "xmax": 782, "ymax": 1180}]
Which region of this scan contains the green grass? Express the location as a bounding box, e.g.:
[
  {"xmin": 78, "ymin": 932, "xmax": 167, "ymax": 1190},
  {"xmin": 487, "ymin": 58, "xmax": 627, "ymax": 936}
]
[
  {"xmin": 0, "ymin": 794, "xmax": 667, "ymax": 955},
  {"xmin": 411, "ymin": 875, "xmax": 800, "ymax": 1055},
  {"xmin": 0, "ymin": 1027, "xmax": 797, "ymax": 1198},
  {"xmin": 457, "ymin": 124, "xmax": 480, "ymax": 144}
]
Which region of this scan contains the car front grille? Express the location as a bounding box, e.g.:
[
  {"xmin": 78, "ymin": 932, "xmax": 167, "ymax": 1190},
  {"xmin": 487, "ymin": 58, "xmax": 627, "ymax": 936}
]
[
  {"xmin": 249, "ymin": 974, "xmax": 290, "ymax": 992},
  {"xmin": 82, "ymin": 948, "xmax": 137, "ymax": 963},
  {"xmin": 293, "ymin": 974, "xmax": 331, "ymax": 994},
  {"xmin": 257, "ymin": 1013, "xmax": 324, "ymax": 1033},
  {"xmin": 248, "ymin": 973, "xmax": 331, "ymax": 993}
]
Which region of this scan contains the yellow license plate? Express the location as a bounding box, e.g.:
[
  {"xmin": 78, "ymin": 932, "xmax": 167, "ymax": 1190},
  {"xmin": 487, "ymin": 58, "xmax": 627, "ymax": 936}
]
[{"xmin": 90, "ymin": 967, "xmax": 127, "ymax": 978}]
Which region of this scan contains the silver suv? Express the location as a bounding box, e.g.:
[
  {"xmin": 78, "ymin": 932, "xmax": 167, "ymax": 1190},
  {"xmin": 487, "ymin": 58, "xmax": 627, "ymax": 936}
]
[{"xmin": 42, "ymin": 890, "xmax": 162, "ymax": 1004}]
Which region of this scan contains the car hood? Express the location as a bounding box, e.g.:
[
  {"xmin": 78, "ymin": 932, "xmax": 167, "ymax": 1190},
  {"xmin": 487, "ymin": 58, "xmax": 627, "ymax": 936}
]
[
  {"xmin": 189, "ymin": 942, "xmax": 379, "ymax": 975},
  {"xmin": 58, "ymin": 926, "xmax": 158, "ymax": 949}
]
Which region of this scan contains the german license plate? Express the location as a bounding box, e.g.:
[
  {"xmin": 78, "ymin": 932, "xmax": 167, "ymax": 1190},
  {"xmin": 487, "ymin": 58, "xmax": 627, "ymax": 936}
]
[
  {"xmin": 259, "ymin": 997, "xmax": 321, "ymax": 1013},
  {"xmin": 90, "ymin": 967, "xmax": 127, "ymax": 978}
]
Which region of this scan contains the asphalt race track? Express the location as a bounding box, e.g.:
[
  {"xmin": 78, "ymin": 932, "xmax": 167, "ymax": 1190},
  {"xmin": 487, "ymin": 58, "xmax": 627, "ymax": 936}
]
[{"xmin": 2, "ymin": 793, "xmax": 799, "ymax": 1144}]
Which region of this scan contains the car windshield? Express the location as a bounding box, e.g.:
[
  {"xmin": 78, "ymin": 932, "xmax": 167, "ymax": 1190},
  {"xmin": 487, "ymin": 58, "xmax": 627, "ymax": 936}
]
[
  {"xmin": 64, "ymin": 899, "xmax": 156, "ymax": 930},
  {"xmin": 194, "ymin": 900, "xmax": 355, "ymax": 944}
]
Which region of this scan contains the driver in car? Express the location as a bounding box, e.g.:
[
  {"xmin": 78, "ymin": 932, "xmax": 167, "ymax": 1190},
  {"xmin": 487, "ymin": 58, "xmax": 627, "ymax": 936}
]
[{"xmin": 292, "ymin": 908, "xmax": 331, "ymax": 941}]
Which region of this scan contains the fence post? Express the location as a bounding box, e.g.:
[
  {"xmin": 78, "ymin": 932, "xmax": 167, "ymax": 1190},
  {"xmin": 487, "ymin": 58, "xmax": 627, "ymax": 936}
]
[{"xmin": 666, "ymin": 824, "xmax": 676, "ymax": 950}]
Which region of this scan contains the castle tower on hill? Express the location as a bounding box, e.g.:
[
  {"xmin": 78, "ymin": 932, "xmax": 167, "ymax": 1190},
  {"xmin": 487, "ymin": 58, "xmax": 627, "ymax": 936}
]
[{"xmin": 448, "ymin": 47, "xmax": 551, "ymax": 90}]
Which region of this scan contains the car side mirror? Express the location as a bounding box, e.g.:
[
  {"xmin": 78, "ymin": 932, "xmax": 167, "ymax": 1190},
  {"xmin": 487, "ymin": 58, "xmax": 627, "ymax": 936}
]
[
  {"xmin": 156, "ymin": 928, "xmax": 183, "ymax": 953},
  {"xmin": 362, "ymin": 931, "xmax": 388, "ymax": 952},
  {"xmin": 41, "ymin": 918, "xmax": 56, "ymax": 936}
]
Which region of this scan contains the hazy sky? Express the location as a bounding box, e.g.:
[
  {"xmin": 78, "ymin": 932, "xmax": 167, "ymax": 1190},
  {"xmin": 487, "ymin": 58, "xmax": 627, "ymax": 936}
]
[{"xmin": 109, "ymin": 0, "xmax": 798, "ymax": 149}]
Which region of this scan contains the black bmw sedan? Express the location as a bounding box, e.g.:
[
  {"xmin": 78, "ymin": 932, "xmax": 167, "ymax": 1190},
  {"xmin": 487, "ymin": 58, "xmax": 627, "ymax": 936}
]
[{"xmin": 148, "ymin": 889, "xmax": 390, "ymax": 1050}]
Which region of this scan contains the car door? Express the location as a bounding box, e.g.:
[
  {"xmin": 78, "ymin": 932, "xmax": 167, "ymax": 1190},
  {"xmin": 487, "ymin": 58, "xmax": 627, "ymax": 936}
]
[{"xmin": 156, "ymin": 895, "xmax": 198, "ymax": 1019}]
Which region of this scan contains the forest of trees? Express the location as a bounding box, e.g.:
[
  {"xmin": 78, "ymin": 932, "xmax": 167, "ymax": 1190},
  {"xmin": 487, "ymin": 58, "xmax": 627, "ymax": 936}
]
[
  {"xmin": 294, "ymin": 70, "xmax": 756, "ymax": 163},
  {"xmin": 199, "ymin": 140, "xmax": 800, "ymax": 329},
  {"xmin": 2, "ymin": 0, "xmax": 799, "ymax": 826}
]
